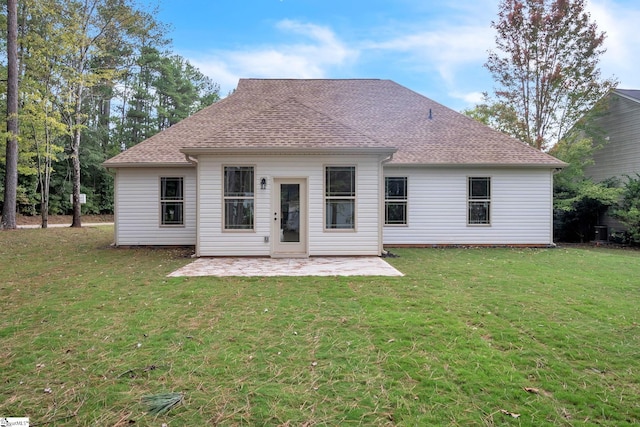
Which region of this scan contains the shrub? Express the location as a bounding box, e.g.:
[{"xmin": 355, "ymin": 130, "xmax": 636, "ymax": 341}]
[{"xmin": 611, "ymin": 174, "xmax": 640, "ymax": 243}]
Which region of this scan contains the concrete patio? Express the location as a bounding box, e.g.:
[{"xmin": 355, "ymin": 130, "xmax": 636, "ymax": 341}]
[{"xmin": 168, "ymin": 256, "xmax": 404, "ymax": 277}]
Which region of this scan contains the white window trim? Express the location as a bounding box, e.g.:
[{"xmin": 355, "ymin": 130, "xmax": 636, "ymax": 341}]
[
  {"xmin": 467, "ymin": 176, "xmax": 491, "ymax": 226},
  {"xmin": 222, "ymin": 165, "xmax": 256, "ymax": 232},
  {"xmin": 159, "ymin": 176, "xmax": 185, "ymax": 228},
  {"xmin": 323, "ymin": 165, "xmax": 357, "ymax": 232},
  {"xmin": 384, "ymin": 176, "xmax": 408, "ymax": 227}
]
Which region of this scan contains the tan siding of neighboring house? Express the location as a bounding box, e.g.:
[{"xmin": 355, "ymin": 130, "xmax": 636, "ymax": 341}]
[
  {"xmin": 113, "ymin": 167, "xmax": 197, "ymax": 246},
  {"xmin": 588, "ymin": 95, "xmax": 640, "ymax": 183},
  {"xmin": 383, "ymin": 167, "xmax": 554, "ymax": 246},
  {"xmin": 196, "ymin": 154, "xmax": 383, "ymax": 257},
  {"xmin": 585, "ymin": 92, "xmax": 640, "ymax": 233}
]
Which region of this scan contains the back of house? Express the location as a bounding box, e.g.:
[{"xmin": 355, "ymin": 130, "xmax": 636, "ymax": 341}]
[{"xmin": 103, "ymin": 79, "xmax": 565, "ymax": 256}]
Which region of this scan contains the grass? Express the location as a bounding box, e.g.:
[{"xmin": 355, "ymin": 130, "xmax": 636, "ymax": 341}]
[{"xmin": 1, "ymin": 226, "xmax": 639, "ymax": 426}]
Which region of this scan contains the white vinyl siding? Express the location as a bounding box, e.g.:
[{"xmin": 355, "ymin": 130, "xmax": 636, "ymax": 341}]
[
  {"xmin": 383, "ymin": 167, "xmax": 554, "ymax": 246},
  {"xmin": 112, "ymin": 162, "xmax": 556, "ymax": 251},
  {"xmin": 114, "ymin": 167, "xmax": 197, "ymax": 245},
  {"xmin": 197, "ymin": 154, "xmax": 383, "ymax": 256}
]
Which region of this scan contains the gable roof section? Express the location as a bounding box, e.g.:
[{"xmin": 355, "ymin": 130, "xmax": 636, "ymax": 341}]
[
  {"xmin": 189, "ymin": 97, "xmax": 387, "ymax": 149},
  {"xmin": 104, "ymin": 79, "xmax": 565, "ymax": 168}
]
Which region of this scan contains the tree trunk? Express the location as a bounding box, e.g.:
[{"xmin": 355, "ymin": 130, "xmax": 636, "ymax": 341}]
[
  {"xmin": 37, "ymin": 146, "xmax": 49, "ymax": 229},
  {"xmin": 70, "ymin": 78, "xmax": 84, "ymax": 228},
  {"xmin": 39, "ymin": 112, "xmax": 54, "ymax": 229},
  {"xmin": 71, "ymin": 127, "xmax": 82, "ymax": 228},
  {"xmin": 40, "ymin": 201, "xmax": 48, "ymax": 229},
  {"xmin": 1, "ymin": 0, "xmax": 19, "ymax": 230}
]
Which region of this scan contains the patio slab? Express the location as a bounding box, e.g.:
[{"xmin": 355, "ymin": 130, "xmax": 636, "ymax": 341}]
[{"xmin": 168, "ymin": 256, "xmax": 404, "ymax": 277}]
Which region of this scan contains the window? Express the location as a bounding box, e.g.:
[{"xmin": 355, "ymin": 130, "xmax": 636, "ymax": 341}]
[
  {"xmin": 468, "ymin": 177, "xmax": 491, "ymax": 225},
  {"xmin": 160, "ymin": 177, "xmax": 184, "ymax": 226},
  {"xmin": 325, "ymin": 166, "xmax": 355, "ymax": 229},
  {"xmin": 385, "ymin": 177, "xmax": 407, "ymax": 225},
  {"xmin": 224, "ymin": 166, "xmax": 254, "ymax": 230}
]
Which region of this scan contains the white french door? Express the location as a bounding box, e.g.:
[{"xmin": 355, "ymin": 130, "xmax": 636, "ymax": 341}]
[{"xmin": 272, "ymin": 178, "xmax": 308, "ymax": 257}]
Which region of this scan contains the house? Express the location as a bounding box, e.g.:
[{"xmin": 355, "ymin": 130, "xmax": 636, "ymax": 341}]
[
  {"xmin": 103, "ymin": 79, "xmax": 565, "ymax": 257},
  {"xmin": 586, "ymin": 89, "xmax": 640, "ymax": 182},
  {"xmin": 584, "ymin": 89, "xmax": 640, "ymax": 233}
]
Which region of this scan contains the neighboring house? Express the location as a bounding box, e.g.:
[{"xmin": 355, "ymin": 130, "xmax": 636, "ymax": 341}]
[
  {"xmin": 585, "ymin": 89, "xmax": 640, "ymax": 233},
  {"xmin": 103, "ymin": 79, "xmax": 565, "ymax": 257}
]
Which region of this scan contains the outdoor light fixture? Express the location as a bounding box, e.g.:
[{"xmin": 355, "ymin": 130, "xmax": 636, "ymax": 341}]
[{"xmin": 260, "ymin": 177, "xmax": 267, "ymax": 190}]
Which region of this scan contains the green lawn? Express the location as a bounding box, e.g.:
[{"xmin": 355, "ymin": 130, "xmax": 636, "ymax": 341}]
[{"xmin": 1, "ymin": 226, "xmax": 639, "ymax": 426}]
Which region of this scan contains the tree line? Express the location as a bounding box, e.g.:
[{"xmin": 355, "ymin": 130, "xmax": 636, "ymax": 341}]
[{"xmin": 0, "ymin": 0, "xmax": 220, "ymax": 228}]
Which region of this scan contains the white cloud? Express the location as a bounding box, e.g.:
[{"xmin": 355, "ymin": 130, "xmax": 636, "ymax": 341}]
[
  {"xmin": 276, "ymin": 20, "xmax": 355, "ymax": 66},
  {"xmin": 366, "ymin": 27, "xmax": 493, "ymax": 85},
  {"xmin": 449, "ymin": 91, "xmax": 485, "ymax": 105},
  {"xmin": 587, "ymin": 0, "xmax": 640, "ymax": 89},
  {"xmin": 184, "ymin": 20, "xmax": 358, "ymax": 95}
]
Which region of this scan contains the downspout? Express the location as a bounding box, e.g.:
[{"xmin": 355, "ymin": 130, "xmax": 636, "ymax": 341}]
[
  {"xmin": 379, "ymin": 153, "xmax": 395, "ymax": 256},
  {"xmin": 184, "ymin": 154, "xmax": 200, "ymax": 256},
  {"xmin": 105, "ymin": 167, "xmax": 119, "ymax": 246}
]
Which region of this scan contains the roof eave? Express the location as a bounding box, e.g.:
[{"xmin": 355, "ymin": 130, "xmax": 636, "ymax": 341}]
[
  {"xmin": 386, "ymin": 162, "xmax": 567, "ymax": 168},
  {"xmin": 613, "ymin": 89, "xmax": 640, "ymax": 104},
  {"xmin": 180, "ymin": 146, "xmax": 398, "ymax": 156},
  {"xmin": 102, "ymin": 161, "xmax": 195, "ymax": 169}
]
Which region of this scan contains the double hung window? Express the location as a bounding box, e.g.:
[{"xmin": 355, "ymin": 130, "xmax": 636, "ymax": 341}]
[
  {"xmin": 160, "ymin": 177, "xmax": 184, "ymax": 226},
  {"xmin": 468, "ymin": 177, "xmax": 491, "ymax": 225},
  {"xmin": 325, "ymin": 166, "xmax": 355, "ymax": 230},
  {"xmin": 224, "ymin": 166, "xmax": 254, "ymax": 230},
  {"xmin": 385, "ymin": 177, "xmax": 408, "ymax": 225}
]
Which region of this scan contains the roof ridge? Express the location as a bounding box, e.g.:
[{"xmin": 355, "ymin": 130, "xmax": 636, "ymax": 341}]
[
  {"xmin": 239, "ymin": 78, "xmax": 386, "ymax": 82},
  {"xmin": 192, "ymin": 96, "xmax": 387, "ymax": 147}
]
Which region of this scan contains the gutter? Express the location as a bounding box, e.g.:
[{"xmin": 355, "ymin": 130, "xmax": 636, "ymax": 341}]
[{"xmin": 179, "ymin": 146, "xmax": 398, "ymax": 157}]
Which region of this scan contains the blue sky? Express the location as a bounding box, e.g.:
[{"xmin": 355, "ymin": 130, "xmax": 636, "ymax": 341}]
[{"xmin": 157, "ymin": 0, "xmax": 640, "ymax": 111}]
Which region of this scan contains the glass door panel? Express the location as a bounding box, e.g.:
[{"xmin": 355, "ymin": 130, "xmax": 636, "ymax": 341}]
[
  {"xmin": 272, "ymin": 178, "xmax": 307, "ymax": 257},
  {"xmin": 280, "ymin": 183, "xmax": 300, "ymax": 243}
]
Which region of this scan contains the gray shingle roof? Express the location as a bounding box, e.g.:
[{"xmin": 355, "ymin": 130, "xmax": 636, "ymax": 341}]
[
  {"xmin": 103, "ymin": 79, "xmax": 565, "ymax": 167},
  {"xmin": 615, "ymin": 89, "xmax": 640, "ymax": 103}
]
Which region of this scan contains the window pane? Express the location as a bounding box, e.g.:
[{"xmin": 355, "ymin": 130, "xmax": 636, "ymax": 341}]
[
  {"xmin": 161, "ymin": 177, "xmax": 183, "ymax": 200},
  {"xmin": 469, "ymin": 177, "xmax": 490, "ymax": 199},
  {"xmin": 326, "ymin": 166, "xmax": 355, "ymax": 196},
  {"xmin": 225, "ymin": 199, "xmax": 254, "ymax": 229},
  {"xmin": 162, "ymin": 202, "xmax": 183, "ymax": 225},
  {"xmin": 468, "ymin": 201, "xmax": 490, "ymax": 224},
  {"xmin": 161, "ymin": 177, "xmax": 184, "ymax": 225},
  {"xmin": 325, "ymin": 200, "xmax": 354, "ymax": 229},
  {"xmin": 386, "ymin": 202, "xmax": 406, "ymax": 225},
  {"xmin": 385, "ymin": 177, "xmax": 407, "ymax": 199},
  {"xmin": 225, "ymin": 167, "xmax": 254, "ymax": 197}
]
